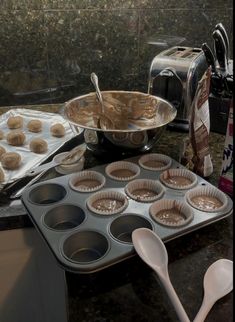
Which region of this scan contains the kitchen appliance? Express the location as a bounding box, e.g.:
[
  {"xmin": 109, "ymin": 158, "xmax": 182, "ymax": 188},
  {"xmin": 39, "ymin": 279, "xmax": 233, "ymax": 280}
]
[{"xmin": 148, "ymin": 46, "xmax": 208, "ymax": 131}]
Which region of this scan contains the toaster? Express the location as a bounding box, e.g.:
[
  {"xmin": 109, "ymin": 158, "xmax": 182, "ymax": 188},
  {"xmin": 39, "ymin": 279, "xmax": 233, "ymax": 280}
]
[{"xmin": 148, "ymin": 46, "xmax": 208, "ymax": 131}]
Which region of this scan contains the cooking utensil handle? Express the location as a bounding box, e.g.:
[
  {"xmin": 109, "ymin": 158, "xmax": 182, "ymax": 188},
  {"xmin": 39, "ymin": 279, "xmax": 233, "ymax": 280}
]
[
  {"xmin": 25, "ymin": 160, "xmax": 57, "ymax": 176},
  {"xmin": 212, "ymin": 29, "xmax": 227, "ymax": 72},
  {"xmin": 160, "ymin": 272, "xmax": 190, "ymax": 322},
  {"xmin": 201, "ymin": 43, "xmax": 216, "ymax": 73},
  {"xmin": 193, "ymin": 296, "xmax": 214, "ymax": 322},
  {"xmin": 90, "ymin": 72, "xmax": 104, "ymax": 113},
  {"xmin": 215, "ymin": 23, "xmax": 229, "ymax": 62}
]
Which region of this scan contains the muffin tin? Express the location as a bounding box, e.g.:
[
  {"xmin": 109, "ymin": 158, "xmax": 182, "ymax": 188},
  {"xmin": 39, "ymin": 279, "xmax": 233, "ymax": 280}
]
[{"xmin": 21, "ymin": 155, "xmax": 233, "ymax": 274}]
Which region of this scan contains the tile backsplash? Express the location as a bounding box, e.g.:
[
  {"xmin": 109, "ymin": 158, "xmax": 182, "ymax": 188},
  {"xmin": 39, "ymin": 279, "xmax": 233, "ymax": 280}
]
[{"xmin": 0, "ymin": 0, "xmax": 233, "ymax": 106}]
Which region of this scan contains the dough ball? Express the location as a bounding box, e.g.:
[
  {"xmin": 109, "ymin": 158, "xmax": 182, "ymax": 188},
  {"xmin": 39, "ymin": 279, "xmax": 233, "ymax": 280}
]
[
  {"xmin": 0, "ymin": 130, "xmax": 4, "ymax": 140},
  {"xmin": 1, "ymin": 152, "xmax": 21, "ymax": 170},
  {"xmin": 50, "ymin": 123, "xmax": 65, "ymax": 137},
  {"xmin": 29, "ymin": 138, "xmax": 48, "ymax": 154},
  {"xmin": 0, "ymin": 146, "xmax": 6, "ymax": 158},
  {"xmin": 0, "ymin": 167, "xmax": 5, "ymax": 182},
  {"xmin": 7, "ymin": 116, "xmax": 23, "ymax": 129},
  {"xmin": 27, "ymin": 119, "xmax": 42, "ymax": 133},
  {"xmin": 7, "ymin": 130, "xmax": 26, "ymax": 146}
]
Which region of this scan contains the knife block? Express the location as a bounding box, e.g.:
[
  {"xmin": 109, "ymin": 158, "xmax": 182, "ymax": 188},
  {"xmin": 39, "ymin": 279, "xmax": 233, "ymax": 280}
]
[{"xmin": 209, "ymin": 94, "xmax": 231, "ymax": 135}]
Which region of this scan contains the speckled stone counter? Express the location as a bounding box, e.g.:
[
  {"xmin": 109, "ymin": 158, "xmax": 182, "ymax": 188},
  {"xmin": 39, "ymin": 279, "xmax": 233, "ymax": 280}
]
[{"xmin": 0, "ymin": 105, "xmax": 233, "ymax": 322}]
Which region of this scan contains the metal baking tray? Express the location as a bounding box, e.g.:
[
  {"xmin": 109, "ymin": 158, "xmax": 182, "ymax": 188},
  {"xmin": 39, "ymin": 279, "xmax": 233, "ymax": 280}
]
[
  {"xmin": 21, "ymin": 155, "xmax": 233, "ymax": 274},
  {"xmin": 0, "ymin": 108, "xmax": 82, "ymax": 189}
]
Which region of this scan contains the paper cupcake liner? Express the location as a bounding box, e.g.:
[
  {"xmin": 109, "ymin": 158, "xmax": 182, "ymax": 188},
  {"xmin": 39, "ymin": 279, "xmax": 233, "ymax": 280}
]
[
  {"xmin": 160, "ymin": 168, "xmax": 197, "ymax": 190},
  {"xmin": 87, "ymin": 190, "xmax": 128, "ymax": 215},
  {"xmin": 138, "ymin": 153, "xmax": 172, "ymax": 171},
  {"xmin": 69, "ymin": 170, "xmax": 106, "ymax": 192},
  {"xmin": 53, "ymin": 152, "xmax": 84, "ymax": 174},
  {"xmin": 185, "ymin": 186, "xmax": 228, "ymax": 212},
  {"xmin": 105, "ymin": 161, "xmax": 140, "ymax": 181},
  {"xmin": 149, "ymin": 199, "xmax": 194, "ymax": 227},
  {"xmin": 125, "ymin": 179, "xmax": 165, "ymax": 203}
]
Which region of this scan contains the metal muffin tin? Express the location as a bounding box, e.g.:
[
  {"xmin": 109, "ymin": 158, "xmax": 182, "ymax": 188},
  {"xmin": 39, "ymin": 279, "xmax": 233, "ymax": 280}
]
[{"xmin": 21, "ymin": 155, "xmax": 233, "ymax": 274}]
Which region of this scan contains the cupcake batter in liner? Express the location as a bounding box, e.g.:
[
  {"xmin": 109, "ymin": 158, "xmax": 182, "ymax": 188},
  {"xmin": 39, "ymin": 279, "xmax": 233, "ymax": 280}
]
[
  {"xmin": 105, "ymin": 161, "xmax": 140, "ymax": 181},
  {"xmin": 69, "ymin": 170, "xmax": 105, "ymax": 192},
  {"xmin": 87, "ymin": 190, "xmax": 128, "ymax": 215},
  {"xmin": 125, "ymin": 179, "xmax": 165, "ymax": 203},
  {"xmin": 160, "ymin": 168, "xmax": 197, "ymax": 190},
  {"xmin": 185, "ymin": 186, "xmax": 228, "ymax": 212},
  {"xmin": 138, "ymin": 153, "xmax": 172, "ymax": 171},
  {"xmin": 149, "ymin": 199, "xmax": 194, "ymax": 227}
]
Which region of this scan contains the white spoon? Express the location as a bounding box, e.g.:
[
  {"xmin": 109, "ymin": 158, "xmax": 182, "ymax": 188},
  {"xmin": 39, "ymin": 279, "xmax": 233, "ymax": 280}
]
[
  {"xmin": 193, "ymin": 259, "xmax": 233, "ymax": 322},
  {"xmin": 132, "ymin": 228, "xmax": 190, "ymax": 322}
]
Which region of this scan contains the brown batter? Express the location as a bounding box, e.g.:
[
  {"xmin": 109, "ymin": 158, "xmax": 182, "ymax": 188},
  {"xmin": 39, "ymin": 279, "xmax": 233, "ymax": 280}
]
[
  {"xmin": 164, "ymin": 175, "xmax": 192, "ymax": 186},
  {"xmin": 132, "ymin": 188, "xmax": 157, "ymax": 198},
  {"xmin": 154, "ymin": 208, "xmax": 186, "ymax": 224},
  {"xmin": 92, "ymin": 198, "xmax": 124, "ymax": 211},
  {"xmin": 191, "ymin": 195, "xmax": 223, "ymax": 210},
  {"xmin": 110, "ymin": 169, "xmax": 135, "ymax": 178},
  {"xmin": 75, "ymin": 179, "xmax": 100, "ymax": 189},
  {"xmin": 143, "ymin": 160, "xmax": 166, "ymax": 168}
]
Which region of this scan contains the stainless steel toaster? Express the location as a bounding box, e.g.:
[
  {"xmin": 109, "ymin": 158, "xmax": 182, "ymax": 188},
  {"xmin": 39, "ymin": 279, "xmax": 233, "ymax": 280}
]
[{"xmin": 148, "ymin": 46, "xmax": 208, "ymax": 131}]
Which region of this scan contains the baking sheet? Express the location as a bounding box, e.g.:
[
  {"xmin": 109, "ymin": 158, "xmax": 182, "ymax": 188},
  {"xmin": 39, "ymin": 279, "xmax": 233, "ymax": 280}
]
[{"xmin": 0, "ymin": 108, "xmax": 81, "ymax": 188}]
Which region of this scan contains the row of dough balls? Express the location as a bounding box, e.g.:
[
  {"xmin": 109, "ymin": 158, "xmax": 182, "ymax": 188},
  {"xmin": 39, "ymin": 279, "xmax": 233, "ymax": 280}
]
[
  {"xmin": 1, "ymin": 131, "xmax": 48, "ymax": 153},
  {"xmin": 0, "ymin": 140, "xmax": 48, "ymax": 181},
  {"xmin": 6, "ymin": 115, "xmax": 66, "ymax": 136},
  {"xmin": 0, "ymin": 117, "xmax": 66, "ymax": 182}
]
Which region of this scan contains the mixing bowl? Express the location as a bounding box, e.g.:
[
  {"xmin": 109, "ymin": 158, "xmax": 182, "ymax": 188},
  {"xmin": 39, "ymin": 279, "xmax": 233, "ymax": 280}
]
[{"xmin": 61, "ymin": 91, "xmax": 177, "ymax": 158}]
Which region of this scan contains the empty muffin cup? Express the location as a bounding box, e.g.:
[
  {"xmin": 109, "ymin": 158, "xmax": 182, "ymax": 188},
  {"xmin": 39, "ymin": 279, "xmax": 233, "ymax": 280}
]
[
  {"xmin": 125, "ymin": 179, "xmax": 165, "ymax": 203},
  {"xmin": 28, "ymin": 183, "xmax": 67, "ymax": 205},
  {"xmin": 61, "ymin": 230, "xmax": 109, "ymax": 263},
  {"xmin": 160, "ymin": 168, "xmax": 197, "ymax": 190},
  {"xmin": 87, "ymin": 190, "xmax": 128, "ymax": 215},
  {"xmin": 138, "ymin": 153, "xmax": 172, "ymax": 171},
  {"xmin": 43, "ymin": 204, "xmax": 86, "ymax": 231},
  {"xmin": 149, "ymin": 199, "xmax": 194, "ymax": 227},
  {"xmin": 109, "ymin": 213, "xmax": 153, "ymax": 244},
  {"xmin": 105, "ymin": 161, "xmax": 140, "ymax": 181},
  {"xmin": 69, "ymin": 170, "xmax": 106, "ymax": 193},
  {"xmin": 185, "ymin": 186, "xmax": 228, "ymax": 212}
]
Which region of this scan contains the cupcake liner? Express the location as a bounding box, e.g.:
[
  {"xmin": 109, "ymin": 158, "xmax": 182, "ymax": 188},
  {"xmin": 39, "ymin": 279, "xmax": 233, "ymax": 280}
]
[
  {"xmin": 105, "ymin": 161, "xmax": 140, "ymax": 181},
  {"xmin": 69, "ymin": 170, "xmax": 106, "ymax": 192},
  {"xmin": 149, "ymin": 199, "xmax": 194, "ymax": 227},
  {"xmin": 160, "ymin": 168, "xmax": 197, "ymax": 190},
  {"xmin": 54, "ymin": 152, "xmax": 85, "ymax": 175},
  {"xmin": 185, "ymin": 186, "xmax": 228, "ymax": 212},
  {"xmin": 125, "ymin": 179, "xmax": 165, "ymax": 203},
  {"xmin": 87, "ymin": 190, "xmax": 128, "ymax": 215},
  {"xmin": 138, "ymin": 153, "xmax": 172, "ymax": 171}
]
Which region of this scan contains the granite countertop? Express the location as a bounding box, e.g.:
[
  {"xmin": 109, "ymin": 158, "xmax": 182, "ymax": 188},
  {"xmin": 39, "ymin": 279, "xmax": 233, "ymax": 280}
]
[{"xmin": 0, "ymin": 105, "xmax": 233, "ymax": 322}]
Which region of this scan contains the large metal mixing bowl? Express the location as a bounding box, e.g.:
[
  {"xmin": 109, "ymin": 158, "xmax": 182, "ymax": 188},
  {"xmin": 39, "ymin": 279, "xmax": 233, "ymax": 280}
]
[{"xmin": 62, "ymin": 91, "xmax": 177, "ymax": 158}]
